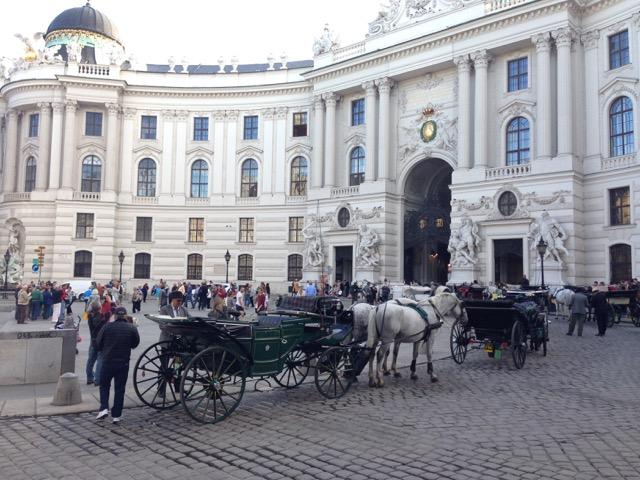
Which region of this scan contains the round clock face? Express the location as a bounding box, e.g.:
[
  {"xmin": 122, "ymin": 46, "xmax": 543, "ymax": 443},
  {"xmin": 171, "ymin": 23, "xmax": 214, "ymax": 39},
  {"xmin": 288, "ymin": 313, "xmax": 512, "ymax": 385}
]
[
  {"xmin": 420, "ymin": 120, "xmax": 437, "ymax": 143},
  {"xmin": 498, "ymin": 191, "xmax": 518, "ymax": 217},
  {"xmin": 337, "ymin": 208, "xmax": 350, "ymax": 228}
]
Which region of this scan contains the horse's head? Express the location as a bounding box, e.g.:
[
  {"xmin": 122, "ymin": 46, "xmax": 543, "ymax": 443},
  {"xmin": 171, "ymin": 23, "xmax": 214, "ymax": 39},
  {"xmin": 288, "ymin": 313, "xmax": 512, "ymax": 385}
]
[{"xmin": 420, "ymin": 291, "xmax": 464, "ymax": 320}]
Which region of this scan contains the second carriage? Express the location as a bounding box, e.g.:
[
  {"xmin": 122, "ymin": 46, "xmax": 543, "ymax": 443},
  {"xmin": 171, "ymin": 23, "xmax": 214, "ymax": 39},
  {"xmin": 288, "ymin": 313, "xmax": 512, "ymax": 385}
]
[{"xmin": 133, "ymin": 296, "xmax": 371, "ymax": 424}]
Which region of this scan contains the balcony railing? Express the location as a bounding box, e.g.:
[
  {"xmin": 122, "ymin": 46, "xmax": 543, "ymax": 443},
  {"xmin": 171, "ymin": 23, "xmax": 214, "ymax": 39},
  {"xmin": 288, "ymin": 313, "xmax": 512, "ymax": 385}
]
[
  {"xmin": 285, "ymin": 195, "xmax": 307, "ymax": 204},
  {"xmin": 332, "ymin": 41, "xmax": 366, "ymax": 62},
  {"xmin": 77, "ymin": 64, "xmax": 111, "ymax": 76},
  {"xmin": 236, "ymin": 197, "xmax": 259, "ymax": 206},
  {"xmin": 330, "ymin": 185, "xmax": 359, "ymax": 198},
  {"xmin": 485, "ymin": 0, "xmax": 533, "ymax": 12},
  {"xmin": 601, "ymin": 154, "xmax": 637, "ymax": 171},
  {"xmin": 4, "ymin": 192, "xmax": 31, "ymax": 201},
  {"xmin": 133, "ymin": 196, "xmax": 159, "ymax": 205},
  {"xmin": 485, "ymin": 163, "xmax": 530, "ymax": 180},
  {"xmin": 73, "ymin": 191, "xmax": 101, "ymax": 201},
  {"xmin": 186, "ymin": 197, "xmax": 210, "ymax": 206}
]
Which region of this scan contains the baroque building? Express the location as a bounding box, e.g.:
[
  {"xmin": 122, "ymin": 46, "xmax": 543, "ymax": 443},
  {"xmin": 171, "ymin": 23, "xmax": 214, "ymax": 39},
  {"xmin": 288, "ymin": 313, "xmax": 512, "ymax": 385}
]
[{"xmin": 0, "ymin": 0, "xmax": 638, "ymax": 290}]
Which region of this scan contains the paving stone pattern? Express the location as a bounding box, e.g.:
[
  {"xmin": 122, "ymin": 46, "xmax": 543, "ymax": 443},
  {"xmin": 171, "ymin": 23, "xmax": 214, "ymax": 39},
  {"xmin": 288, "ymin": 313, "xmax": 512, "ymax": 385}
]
[{"xmin": 1, "ymin": 319, "xmax": 639, "ymax": 480}]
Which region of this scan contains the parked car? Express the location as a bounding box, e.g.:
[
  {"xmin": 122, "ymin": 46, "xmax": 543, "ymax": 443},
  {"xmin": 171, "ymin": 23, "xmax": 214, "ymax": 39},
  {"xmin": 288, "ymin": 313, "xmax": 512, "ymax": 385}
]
[{"xmin": 64, "ymin": 280, "xmax": 93, "ymax": 301}]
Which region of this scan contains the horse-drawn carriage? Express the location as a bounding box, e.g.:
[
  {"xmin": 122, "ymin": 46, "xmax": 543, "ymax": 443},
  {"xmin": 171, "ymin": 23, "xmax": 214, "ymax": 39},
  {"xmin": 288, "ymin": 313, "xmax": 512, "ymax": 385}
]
[
  {"xmin": 450, "ymin": 296, "xmax": 549, "ymax": 369},
  {"xmin": 134, "ymin": 296, "xmax": 371, "ymax": 424},
  {"xmin": 601, "ymin": 289, "xmax": 640, "ymax": 327}
]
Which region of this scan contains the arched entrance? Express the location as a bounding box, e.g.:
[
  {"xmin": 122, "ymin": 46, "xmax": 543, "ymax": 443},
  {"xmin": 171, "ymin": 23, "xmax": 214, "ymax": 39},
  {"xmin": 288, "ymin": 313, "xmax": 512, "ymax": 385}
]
[{"xmin": 403, "ymin": 158, "xmax": 453, "ymax": 284}]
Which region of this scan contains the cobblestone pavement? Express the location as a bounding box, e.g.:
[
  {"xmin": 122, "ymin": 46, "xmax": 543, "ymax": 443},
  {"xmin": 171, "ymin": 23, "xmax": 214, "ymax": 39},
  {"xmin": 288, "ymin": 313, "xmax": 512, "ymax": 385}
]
[{"xmin": 1, "ymin": 318, "xmax": 640, "ymax": 480}]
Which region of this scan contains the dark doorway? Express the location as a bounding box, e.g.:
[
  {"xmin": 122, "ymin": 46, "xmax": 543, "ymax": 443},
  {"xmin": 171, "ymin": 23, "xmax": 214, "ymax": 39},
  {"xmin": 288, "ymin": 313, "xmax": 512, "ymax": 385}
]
[
  {"xmin": 335, "ymin": 246, "xmax": 353, "ymax": 283},
  {"xmin": 494, "ymin": 239, "xmax": 523, "ymax": 285}
]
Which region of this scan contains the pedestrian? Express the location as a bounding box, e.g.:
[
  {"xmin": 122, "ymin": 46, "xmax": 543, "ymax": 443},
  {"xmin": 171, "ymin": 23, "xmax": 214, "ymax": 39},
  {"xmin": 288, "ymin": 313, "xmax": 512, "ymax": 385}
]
[
  {"xmin": 16, "ymin": 285, "xmax": 30, "ymax": 324},
  {"xmin": 567, "ymin": 289, "xmax": 589, "ymax": 336},
  {"xmin": 305, "ymin": 281, "xmax": 317, "ymax": 297},
  {"xmin": 235, "ymin": 287, "xmax": 246, "ymax": 318},
  {"xmin": 255, "ymin": 287, "xmax": 267, "ymax": 314},
  {"xmin": 96, "ymin": 306, "xmax": 140, "ymax": 423},
  {"xmin": 30, "ymin": 285, "xmax": 43, "ymax": 320},
  {"xmin": 86, "ymin": 300, "xmax": 105, "ymax": 386},
  {"xmin": 131, "ymin": 287, "xmax": 142, "ymax": 313},
  {"xmin": 43, "ymin": 284, "xmax": 54, "ymax": 320},
  {"xmin": 51, "ymin": 284, "xmax": 62, "ymax": 324},
  {"xmin": 141, "ymin": 283, "xmax": 149, "ymax": 303},
  {"xmin": 591, "ymin": 290, "xmax": 609, "ymax": 336}
]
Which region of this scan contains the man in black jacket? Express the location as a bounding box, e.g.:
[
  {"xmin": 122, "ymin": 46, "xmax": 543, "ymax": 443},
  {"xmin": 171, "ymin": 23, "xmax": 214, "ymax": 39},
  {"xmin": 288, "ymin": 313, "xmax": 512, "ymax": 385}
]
[{"xmin": 96, "ymin": 307, "xmax": 140, "ymax": 423}]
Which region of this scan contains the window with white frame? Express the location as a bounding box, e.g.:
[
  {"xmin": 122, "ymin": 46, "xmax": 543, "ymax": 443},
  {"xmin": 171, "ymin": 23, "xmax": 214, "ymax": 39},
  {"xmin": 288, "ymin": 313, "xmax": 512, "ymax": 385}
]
[
  {"xmin": 609, "ymin": 30, "xmax": 630, "ymax": 70},
  {"xmin": 609, "ymin": 96, "xmax": 634, "ymax": 157},
  {"xmin": 506, "ymin": 117, "xmax": 530, "ymax": 165}
]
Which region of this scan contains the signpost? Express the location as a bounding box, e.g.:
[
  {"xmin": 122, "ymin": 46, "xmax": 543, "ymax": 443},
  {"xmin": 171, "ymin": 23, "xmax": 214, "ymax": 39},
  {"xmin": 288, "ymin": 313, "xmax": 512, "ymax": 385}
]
[{"xmin": 34, "ymin": 246, "xmax": 45, "ymax": 284}]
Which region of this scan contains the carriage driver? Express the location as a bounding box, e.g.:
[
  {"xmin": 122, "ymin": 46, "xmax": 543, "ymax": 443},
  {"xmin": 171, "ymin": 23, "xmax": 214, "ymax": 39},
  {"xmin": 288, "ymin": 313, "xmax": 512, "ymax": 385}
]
[{"xmin": 159, "ymin": 291, "xmax": 190, "ymax": 342}]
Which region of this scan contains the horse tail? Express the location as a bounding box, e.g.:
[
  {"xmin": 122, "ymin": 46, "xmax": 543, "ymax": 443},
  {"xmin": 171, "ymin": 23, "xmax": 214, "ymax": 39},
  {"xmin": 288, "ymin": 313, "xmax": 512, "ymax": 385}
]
[{"xmin": 366, "ymin": 305, "xmax": 379, "ymax": 348}]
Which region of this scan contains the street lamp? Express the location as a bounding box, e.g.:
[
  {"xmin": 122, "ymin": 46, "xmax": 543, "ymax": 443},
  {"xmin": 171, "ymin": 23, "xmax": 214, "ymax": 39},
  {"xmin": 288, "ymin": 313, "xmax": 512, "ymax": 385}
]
[
  {"xmin": 3, "ymin": 249, "xmax": 10, "ymax": 299},
  {"xmin": 536, "ymin": 238, "xmax": 548, "ymax": 289},
  {"xmin": 224, "ymin": 250, "xmax": 231, "ymax": 284},
  {"xmin": 118, "ymin": 250, "xmax": 125, "ymax": 284}
]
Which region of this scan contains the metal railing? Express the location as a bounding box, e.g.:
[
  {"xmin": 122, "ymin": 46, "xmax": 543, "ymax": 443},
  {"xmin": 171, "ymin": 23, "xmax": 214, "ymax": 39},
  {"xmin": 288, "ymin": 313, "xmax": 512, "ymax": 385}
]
[
  {"xmin": 485, "ymin": 163, "xmax": 531, "ymax": 180},
  {"xmin": 330, "ymin": 185, "xmax": 359, "ymax": 198}
]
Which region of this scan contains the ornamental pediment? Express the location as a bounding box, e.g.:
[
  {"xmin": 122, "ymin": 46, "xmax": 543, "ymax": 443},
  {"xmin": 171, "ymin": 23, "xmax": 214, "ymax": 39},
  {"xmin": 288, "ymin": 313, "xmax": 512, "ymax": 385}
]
[
  {"xmin": 497, "ymin": 99, "xmax": 536, "ymax": 116},
  {"xmin": 598, "ymin": 76, "xmax": 639, "ymax": 99},
  {"xmin": 286, "ymin": 143, "xmax": 312, "ymax": 156},
  {"xmin": 236, "ymin": 145, "xmax": 263, "ymax": 157},
  {"xmin": 21, "ymin": 141, "xmax": 38, "ymax": 155},
  {"xmin": 344, "ymin": 132, "xmax": 365, "ymax": 149},
  {"xmin": 76, "ymin": 141, "xmax": 106, "ymax": 153},
  {"xmin": 132, "ymin": 144, "xmax": 163, "ymax": 155},
  {"xmin": 186, "ymin": 146, "xmax": 214, "ymax": 157}
]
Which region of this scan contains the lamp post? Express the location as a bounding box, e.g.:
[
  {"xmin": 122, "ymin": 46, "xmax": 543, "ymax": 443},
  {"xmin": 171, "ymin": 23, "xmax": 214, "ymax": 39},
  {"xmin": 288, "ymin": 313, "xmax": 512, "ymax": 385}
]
[
  {"xmin": 224, "ymin": 250, "xmax": 231, "ymax": 284},
  {"xmin": 118, "ymin": 250, "xmax": 125, "ymax": 284},
  {"xmin": 536, "ymin": 238, "xmax": 548, "ymax": 289},
  {"xmin": 3, "ymin": 249, "xmax": 10, "ymax": 299}
]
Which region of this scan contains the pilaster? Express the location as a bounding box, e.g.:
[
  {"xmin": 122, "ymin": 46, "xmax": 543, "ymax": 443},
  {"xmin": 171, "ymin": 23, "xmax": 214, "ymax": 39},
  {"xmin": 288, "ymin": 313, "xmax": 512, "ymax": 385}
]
[
  {"xmin": 225, "ymin": 110, "xmax": 238, "ymax": 196},
  {"xmin": 119, "ymin": 108, "xmax": 135, "ymax": 195},
  {"xmin": 104, "ymin": 103, "xmax": 120, "ymax": 193},
  {"xmin": 376, "ymin": 77, "xmax": 394, "ymax": 181},
  {"xmin": 60, "ymin": 99, "xmax": 78, "ymax": 191},
  {"xmin": 471, "ymin": 51, "xmax": 491, "ymax": 168},
  {"xmin": 454, "ymin": 55, "xmax": 472, "ymax": 169},
  {"xmin": 2, "ymin": 110, "xmax": 18, "ymax": 194},
  {"xmin": 532, "ymin": 33, "xmax": 553, "ymax": 161},
  {"xmin": 363, "ymin": 80, "xmax": 377, "ymax": 182},
  {"xmin": 48, "ymin": 102, "xmax": 64, "ymax": 191},
  {"xmin": 581, "ymin": 30, "xmax": 601, "ymax": 160},
  {"xmin": 323, "ymin": 92, "xmax": 339, "ymax": 187},
  {"xmin": 35, "ymin": 103, "xmax": 51, "ymax": 191},
  {"xmin": 311, "ymin": 96, "xmax": 325, "ymax": 189},
  {"xmin": 552, "ymin": 27, "xmax": 576, "ymax": 157},
  {"xmin": 174, "ymin": 110, "xmax": 188, "ymax": 197}
]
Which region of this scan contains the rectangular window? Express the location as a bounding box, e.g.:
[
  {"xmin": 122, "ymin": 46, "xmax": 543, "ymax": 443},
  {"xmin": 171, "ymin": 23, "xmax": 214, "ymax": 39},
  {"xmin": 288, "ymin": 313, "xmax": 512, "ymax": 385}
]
[
  {"xmin": 141, "ymin": 115, "xmax": 157, "ymax": 140},
  {"xmin": 507, "ymin": 57, "xmax": 528, "ymax": 92},
  {"xmin": 188, "ymin": 218, "xmax": 205, "ymax": 243},
  {"xmin": 610, "ymin": 187, "xmax": 631, "ymax": 226},
  {"xmin": 239, "ymin": 218, "xmax": 255, "ymax": 243},
  {"xmin": 85, "ymin": 112, "xmax": 103, "ymax": 136},
  {"xmin": 134, "ymin": 254, "xmax": 151, "ymax": 279},
  {"xmin": 193, "ymin": 117, "xmax": 209, "ymax": 141},
  {"xmin": 292, "ymin": 112, "xmax": 308, "ymax": 137},
  {"xmin": 76, "ymin": 213, "xmax": 94, "ymax": 239},
  {"xmin": 136, "ymin": 217, "xmax": 153, "ymax": 242},
  {"xmin": 243, "ymin": 115, "xmax": 258, "ymax": 140},
  {"xmin": 288, "ymin": 217, "xmax": 304, "ymax": 243},
  {"xmin": 351, "ymin": 99, "xmax": 365, "ymax": 126},
  {"xmin": 609, "ymin": 30, "xmax": 630, "ymax": 70},
  {"xmin": 28, "ymin": 114, "xmax": 39, "ymax": 137}
]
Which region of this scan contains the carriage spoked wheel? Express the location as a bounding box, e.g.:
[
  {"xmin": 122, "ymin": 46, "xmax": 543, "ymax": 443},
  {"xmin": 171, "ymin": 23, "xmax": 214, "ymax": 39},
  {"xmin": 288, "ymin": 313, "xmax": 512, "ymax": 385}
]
[
  {"xmin": 511, "ymin": 320, "xmax": 527, "ymax": 369},
  {"xmin": 133, "ymin": 341, "xmax": 185, "ymax": 410},
  {"xmin": 179, "ymin": 345, "xmax": 247, "ymax": 424},
  {"xmin": 450, "ymin": 318, "xmax": 469, "ymax": 364},
  {"xmin": 607, "ymin": 305, "xmax": 616, "ymax": 328},
  {"xmin": 541, "ymin": 315, "xmax": 549, "ymax": 357},
  {"xmin": 314, "ymin": 346, "xmax": 354, "ymax": 399},
  {"xmin": 273, "ymin": 347, "xmax": 309, "ymax": 389}
]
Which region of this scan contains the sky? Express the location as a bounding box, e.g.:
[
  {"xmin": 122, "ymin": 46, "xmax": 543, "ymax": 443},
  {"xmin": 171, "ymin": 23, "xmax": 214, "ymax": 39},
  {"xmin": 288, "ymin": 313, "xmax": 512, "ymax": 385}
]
[{"xmin": 0, "ymin": 0, "xmax": 382, "ymax": 64}]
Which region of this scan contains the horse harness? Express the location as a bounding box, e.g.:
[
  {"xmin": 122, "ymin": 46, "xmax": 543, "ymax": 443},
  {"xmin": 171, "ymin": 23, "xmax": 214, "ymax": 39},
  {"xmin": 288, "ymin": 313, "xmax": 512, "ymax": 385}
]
[{"xmin": 375, "ymin": 298, "xmax": 444, "ymax": 344}]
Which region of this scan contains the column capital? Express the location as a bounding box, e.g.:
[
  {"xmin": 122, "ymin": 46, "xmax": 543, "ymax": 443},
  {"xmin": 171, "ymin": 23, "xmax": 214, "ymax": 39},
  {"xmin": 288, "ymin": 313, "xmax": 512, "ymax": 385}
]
[
  {"xmin": 226, "ymin": 110, "xmax": 239, "ymax": 121},
  {"xmin": 175, "ymin": 110, "xmax": 189, "ymax": 121},
  {"xmin": 105, "ymin": 103, "xmax": 121, "ymax": 115},
  {"xmin": 532, "ymin": 32, "xmax": 552, "ymax": 52},
  {"xmin": 123, "ymin": 107, "xmax": 136, "ymax": 119},
  {"xmin": 552, "ymin": 27, "xmax": 576, "ymax": 48},
  {"xmin": 51, "ymin": 102, "xmax": 65, "ymax": 114},
  {"xmin": 471, "ymin": 50, "xmax": 492, "ymax": 68},
  {"xmin": 262, "ymin": 108, "xmax": 276, "ymax": 119},
  {"xmin": 37, "ymin": 102, "xmax": 51, "ymax": 113},
  {"xmin": 213, "ymin": 110, "xmax": 226, "ymax": 121},
  {"xmin": 313, "ymin": 95, "xmax": 324, "ymax": 109},
  {"xmin": 5, "ymin": 109, "xmax": 18, "ymax": 119},
  {"xmin": 633, "ymin": 12, "xmax": 640, "ymax": 29},
  {"xmin": 161, "ymin": 109, "xmax": 175, "ymax": 119},
  {"xmin": 64, "ymin": 99, "xmax": 78, "ymax": 113},
  {"xmin": 375, "ymin": 77, "xmax": 394, "ymax": 93},
  {"xmin": 580, "ymin": 30, "xmax": 600, "ymax": 50},
  {"xmin": 322, "ymin": 92, "xmax": 340, "ymax": 106},
  {"xmin": 276, "ymin": 106, "xmax": 288, "ymax": 120},
  {"xmin": 362, "ymin": 80, "xmax": 377, "ymax": 94},
  {"xmin": 453, "ymin": 55, "xmax": 472, "ymax": 72}
]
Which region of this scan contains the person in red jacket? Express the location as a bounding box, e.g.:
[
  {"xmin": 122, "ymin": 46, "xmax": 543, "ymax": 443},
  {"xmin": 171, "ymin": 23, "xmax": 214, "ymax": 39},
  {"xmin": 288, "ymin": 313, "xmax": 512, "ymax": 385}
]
[{"xmin": 255, "ymin": 287, "xmax": 267, "ymax": 314}]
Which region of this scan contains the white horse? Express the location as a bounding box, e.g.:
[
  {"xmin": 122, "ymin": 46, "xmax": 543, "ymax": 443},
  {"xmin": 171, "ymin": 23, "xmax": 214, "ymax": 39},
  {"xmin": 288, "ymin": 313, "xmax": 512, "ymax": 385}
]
[
  {"xmin": 366, "ymin": 291, "xmax": 465, "ymax": 388},
  {"xmin": 551, "ymin": 286, "xmax": 574, "ymax": 319}
]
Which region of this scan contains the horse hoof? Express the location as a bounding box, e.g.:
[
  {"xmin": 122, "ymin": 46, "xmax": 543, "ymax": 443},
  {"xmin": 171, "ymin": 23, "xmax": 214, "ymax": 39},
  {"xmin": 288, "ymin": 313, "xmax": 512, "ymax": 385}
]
[
  {"xmin": 383, "ymin": 371, "xmax": 391, "ymax": 377},
  {"xmin": 410, "ymin": 374, "xmax": 418, "ymax": 381},
  {"xmin": 368, "ymin": 379, "xmax": 377, "ymax": 388},
  {"xmin": 377, "ymin": 380, "xmax": 385, "ymax": 388},
  {"xmin": 431, "ymin": 377, "xmax": 439, "ymax": 383},
  {"xmin": 393, "ymin": 372, "xmax": 402, "ymax": 378}
]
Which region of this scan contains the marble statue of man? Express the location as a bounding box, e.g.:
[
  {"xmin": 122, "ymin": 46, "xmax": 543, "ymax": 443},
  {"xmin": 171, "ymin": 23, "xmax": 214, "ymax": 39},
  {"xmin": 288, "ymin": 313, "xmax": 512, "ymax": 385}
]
[
  {"xmin": 448, "ymin": 216, "xmax": 480, "ymax": 266},
  {"xmin": 529, "ymin": 211, "xmax": 569, "ymax": 265},
  {"xmin": 357, "ymin": 225, "xmax": 380, "ymax": 267}
]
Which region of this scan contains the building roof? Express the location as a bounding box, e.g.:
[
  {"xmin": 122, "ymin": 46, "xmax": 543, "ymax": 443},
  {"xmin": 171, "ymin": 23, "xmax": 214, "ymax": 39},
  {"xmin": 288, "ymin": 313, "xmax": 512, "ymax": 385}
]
[
  {"xmin": 144, "ymin": 60, "xmax": 314, "ymax": 74},
  {"xmin": 45, "ymin": 2, "xmax": 121, "ymax": 44}
]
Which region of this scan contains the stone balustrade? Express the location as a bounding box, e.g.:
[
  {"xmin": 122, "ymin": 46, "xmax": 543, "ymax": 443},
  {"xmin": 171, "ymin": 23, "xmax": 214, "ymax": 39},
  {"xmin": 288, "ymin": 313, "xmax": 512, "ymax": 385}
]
[
  {"xmin": 76, "ymin": 64, "xmax": 111, "ymax": 76},
  {"xmin": 236, "ymin": 197, "xmax": 259, "ymax": 206},
  {"xmin": 330, "ymin": 186, "xmax": 359, "ymax": 198},
  {"xmin": 186, "ymin": 197, "xmax": 210, "ymax": 206},
  {"xmin": 72, "ymin": 191, "xmax": 100, "ymax": 201},
  {"xmin": 485, "ymin": 0, "xmax": 532, "ymax": 12},
  {"xmin": 3, "ymin": 192, "xmax": 31, "ymax": 202},
  {"xmin": 285, "ymin": 195, "xmax": 307, "ymax": 204},
  {"xmin": 601, "ymin": 154, "xmax": 637, "ymax": 171},
  {"xmin": 132, "ymin": 196, "xmax": 159, "ymax": 205},
  {"xmin": 485, "ymin": 163, "xmax": 531, "ymax": 180}
]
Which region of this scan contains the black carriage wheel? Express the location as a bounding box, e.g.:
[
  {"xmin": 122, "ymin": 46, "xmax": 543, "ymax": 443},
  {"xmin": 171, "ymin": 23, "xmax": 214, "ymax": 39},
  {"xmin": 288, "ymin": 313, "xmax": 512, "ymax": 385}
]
[
  {"xmin": 314, "ymin": 347, "xmax": 354, "ymax": 399},
  {"xmin": 180, "ymin": 345, "xmax": 247, "ymax": 424},
  {"xmin": 133, "ymin": 341, "xmax": 184, "ymax": 410},
  {"xmin": 273, "ymin": 348, "xmax": 310, "ymax": 389},
  {"xmin": 449, "ymin": 318, "xmax": 469, "ymax": 364},
  {"xmin": 542, "ymin": 315, "xmax": 548, "ymax": 356},
  {"xmin": 607, "ymin": 305, "xmax": 616, "ymax": 328},
  {"xmin": 511, "ymin": 320, "xmax": 527, "ymax": 369}
]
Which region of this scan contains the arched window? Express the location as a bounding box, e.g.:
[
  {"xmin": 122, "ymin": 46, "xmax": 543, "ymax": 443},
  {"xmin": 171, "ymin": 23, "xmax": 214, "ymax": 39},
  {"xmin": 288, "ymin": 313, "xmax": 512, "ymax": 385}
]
[
  {"xmin": 73, "ymin": 250, "xmax": 92, "ymax": 278},
  {"xmin": 187, "ymin": 253, "xmax": 203, "ymax": 280},
  {"xmin": 81, "ymin": 155, "xmax": 102, "ymax": 192},
  {"xmin": 506, "ymin": 117, "xmax": 530, "ymax": 166},
  {"xmin": 610, "ymin": 243, "xmax": 632, "ymax": 283},
  {"xmin": 610, "ymin": 96, "xmax": 634, "ymax": 157},
  {"xmin": 137, "ymin": 158, "xmax": 157, "ymax": 197},
  {"xmin": 241, "ymin": 159, "xmax": 258, "ymax": 197},
  {"xmin": 349, "ymin": 147, "xmax": 365, "ymax": 186},
  {"xmin": 190, "ymin": 159, "xmax": 209, "ymax": 198},
  {"xmin": 290, "ymin": 157, "xmax": 308, "ymax": 196},
  {"xmin": 287, "ymin": 254, "xmax": 303, "ymax": 281},
  {"xmin": 134, "ymin": 253, "xmax": 151, "ymax": 279},
  {"xmin": 238, "ymin": 254, "xmax": 253, "ymax": 281},
  {"xmin": 24, "ymin": 156, "xmax": 36, "ymax": 192}
]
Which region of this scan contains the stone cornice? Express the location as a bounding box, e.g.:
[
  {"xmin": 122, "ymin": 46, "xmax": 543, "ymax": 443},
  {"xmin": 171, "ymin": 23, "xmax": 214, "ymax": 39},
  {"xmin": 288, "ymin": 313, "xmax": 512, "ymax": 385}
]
[{"xmin": 122, "ymin": 82, "xmax": 312, "ymax": 99}]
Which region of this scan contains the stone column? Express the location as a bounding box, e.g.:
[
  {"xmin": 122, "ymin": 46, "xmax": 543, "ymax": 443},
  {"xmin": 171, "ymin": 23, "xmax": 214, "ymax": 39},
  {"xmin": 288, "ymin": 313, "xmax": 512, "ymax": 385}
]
[
  {"xmin": 274, "ymin": 107, "xmax": 288, "ymax": 193},
  {"xmin": 532, "ymin": 33, "xmax": 553, "ymax": 161},
  {"xmin": 2, "ymin": 110, "xmax": 18, "ymax": 193},
  {"xmin": 119, "ymin": 108, "xmax": 135, "ymax": 195},
  {"xmin": 174, "ymin": 110, "xmax": 188, "ymax": 196},
  {"xmin": 581, "ymin": 30, "xmax": 601, "ymax": 159},
  {"xmin": 48, "ymin": 102, "xmax": 65, "ymax": 191},
  {"xmin": 472, "ymin": 51, "xmax": 491, "ymax": 168},
  {"xmin": 311, "ymin": 95, "xmax": 324, "ymax": 189},
  {"xmin": 212, "ymin": 111, "xmax": 225, "ymax": 195},
  {"xmin": 376, "ymin": 77, "xmax": 393, "ymax": 180},
  {"xmin": 160, "ymin": 110, "xmax": 175, "ymax": 196},
  {"xmin": 363, "ymin": 81, "xmax": 377, "ymax": 182},
  {"xmin": 60, "ymin": 100, "xmax": 78, "ymax": 190},
  {"xmin": 553, "ymin": 27, "xmax": 575, "ymax": 156},
  {"xmin": 262, "ymin": 108, "xmax": 276, "ymax": 195},
  {"xmin": 104, "ymin": 103, "xmax": 120, "ymax": 193},
  {"xmin": 35, "ymin": 103, "xmax": 52, "ymax": 191},
  {"xmin": 454, "ymin": 56, "xmax": 472, "ymax": 169},
  {"xmin": 323, "ymin": 92, "xmax": 338, "ymax": 187},
  {"xmin": 224, "ymin": 110, "xmax": 238, "ymax": 195}
]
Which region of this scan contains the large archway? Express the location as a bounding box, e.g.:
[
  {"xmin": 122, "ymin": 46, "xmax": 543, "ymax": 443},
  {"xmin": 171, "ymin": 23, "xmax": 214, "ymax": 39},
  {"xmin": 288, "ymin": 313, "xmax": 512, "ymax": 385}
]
[{"xmin": 403, "ymin": 158, "xmax": 453, "ymax": 284}]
